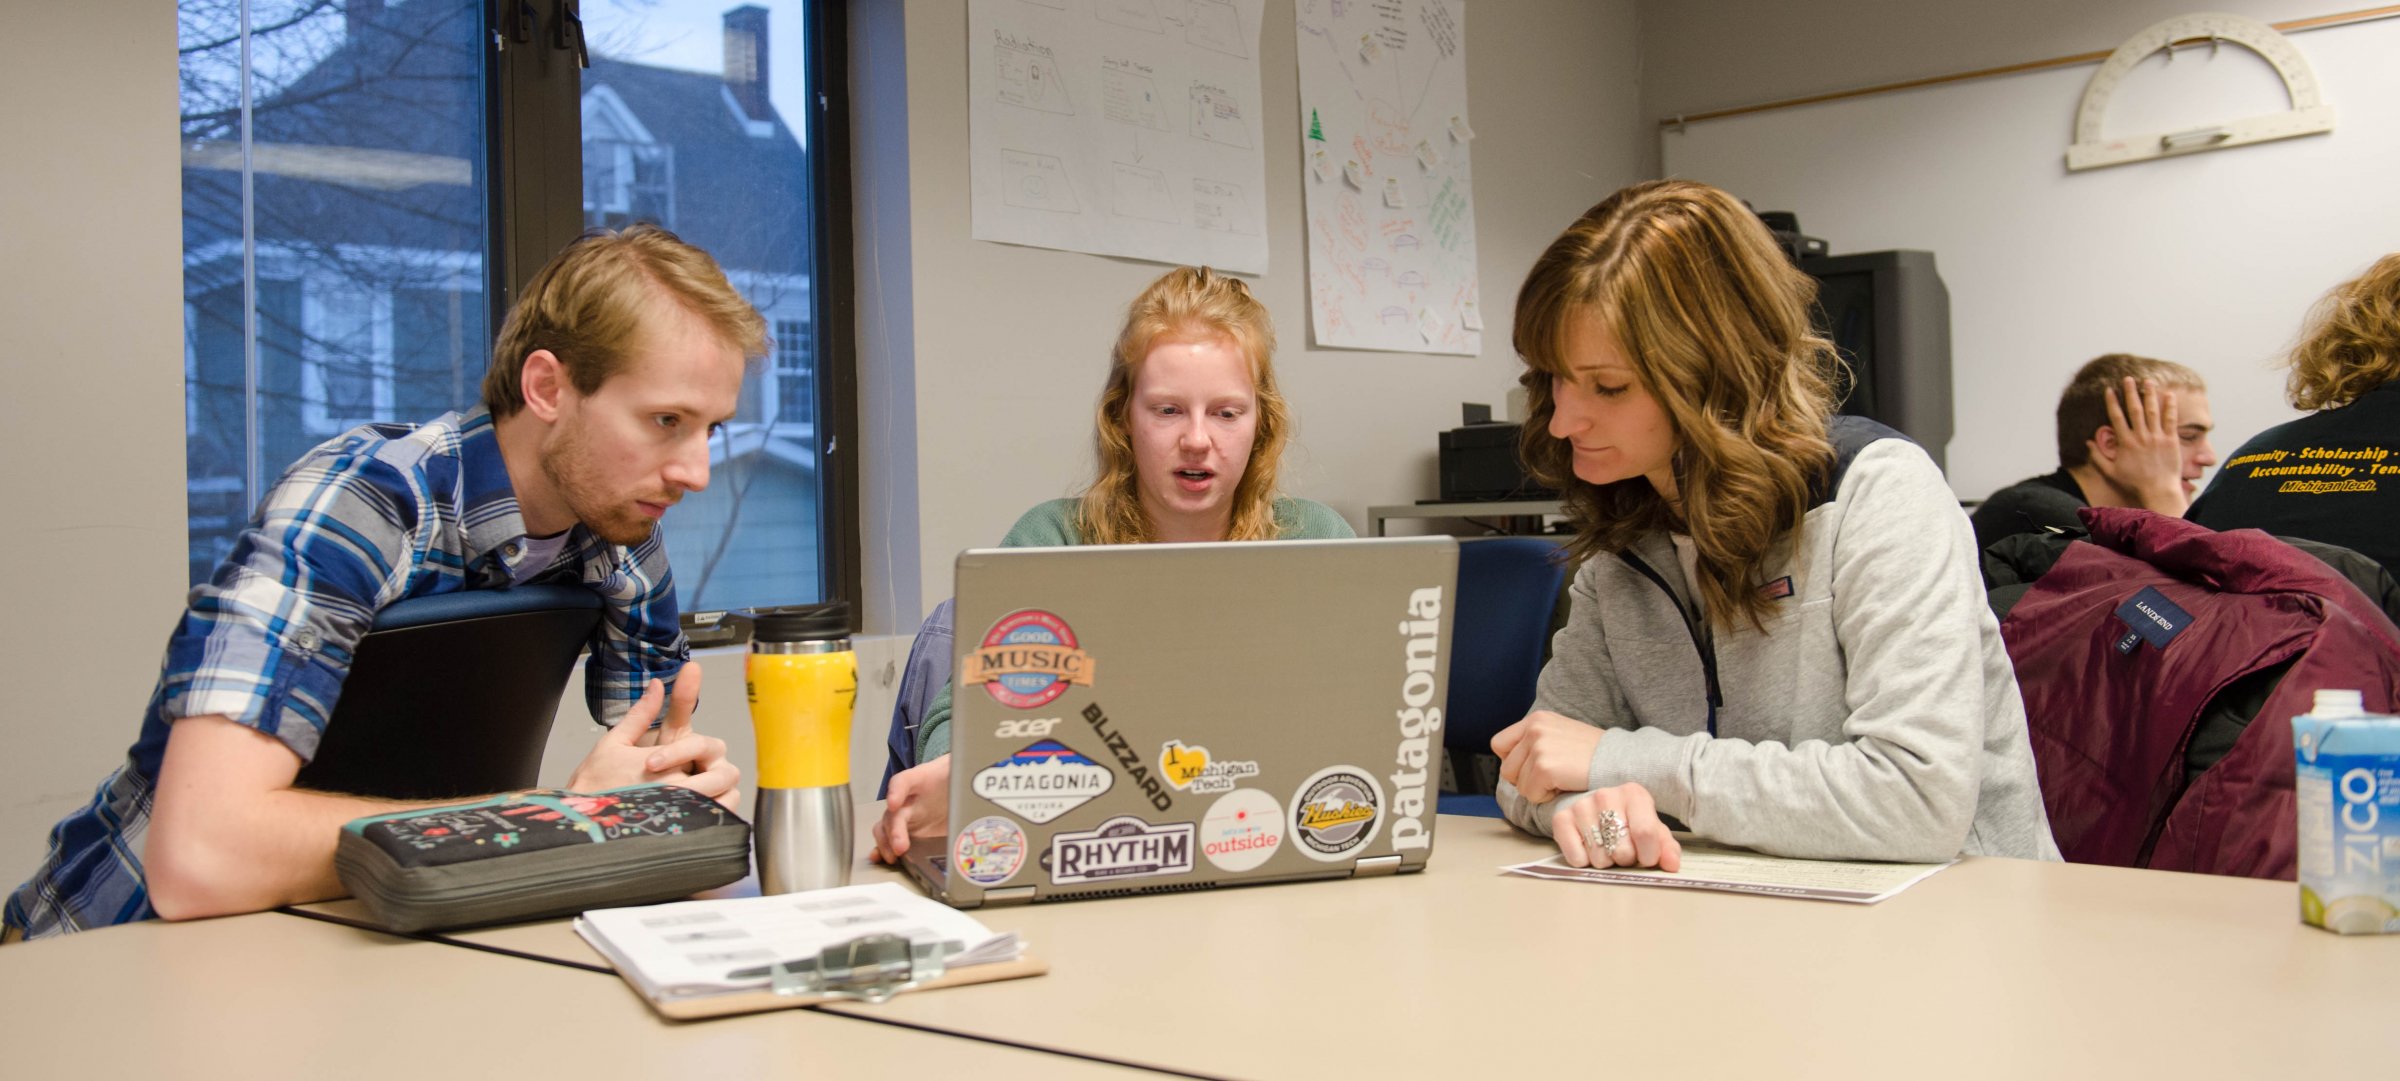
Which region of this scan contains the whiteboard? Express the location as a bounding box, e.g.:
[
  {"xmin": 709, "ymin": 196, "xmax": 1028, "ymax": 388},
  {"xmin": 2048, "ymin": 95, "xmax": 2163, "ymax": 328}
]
[{"xmin": 1662, "ymin": 18, "xmax": 2400, "ymax": 500}]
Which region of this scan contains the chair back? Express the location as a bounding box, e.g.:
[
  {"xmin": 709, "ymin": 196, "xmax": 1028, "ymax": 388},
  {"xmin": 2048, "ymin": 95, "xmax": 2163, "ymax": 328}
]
[
  {"xmin": 879, "ymin": 598, "xmax": 957, "ymax": 798},
  {"xmin": 1444, "ymin": 536, "xmax": 1567, "ymax": 764},
  {"xmin": 294, "ymin": 584, "xmax": 602, "ymax": 801}
]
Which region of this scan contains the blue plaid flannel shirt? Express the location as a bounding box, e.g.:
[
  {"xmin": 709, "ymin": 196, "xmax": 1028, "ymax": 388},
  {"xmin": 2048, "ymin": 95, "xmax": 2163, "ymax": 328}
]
[{"xmin": 4, "ymin": 409, "xmax": 688, "ymax": 939}]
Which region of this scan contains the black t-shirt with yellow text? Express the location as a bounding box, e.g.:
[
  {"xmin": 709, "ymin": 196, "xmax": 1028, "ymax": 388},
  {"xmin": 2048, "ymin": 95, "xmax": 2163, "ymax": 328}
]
[{"xmin": 2187, "ymin": 380, "xmax": 2400, "ymax": 577}]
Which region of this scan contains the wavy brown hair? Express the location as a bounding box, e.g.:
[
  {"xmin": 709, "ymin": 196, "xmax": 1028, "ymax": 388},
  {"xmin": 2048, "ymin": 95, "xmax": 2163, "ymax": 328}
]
[
  {"xmin": 1077, "ymin": 267, "xmax": 1291, "ymax": 544},
  {"xmin": 2285, "ymin": 253, "xmax": 2400, "ymax": 412},
  {"xmin": 1514, "ymin": 180, "xmax": 1840, "ymax": 631},
  {"xmin": 483, "ymin": 223, "xmax": 768, "ymax": 417}
]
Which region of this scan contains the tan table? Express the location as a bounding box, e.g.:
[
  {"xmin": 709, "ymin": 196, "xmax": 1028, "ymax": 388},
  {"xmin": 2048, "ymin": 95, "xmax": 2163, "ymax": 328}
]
[
  {"xmin": 311, "ymin": 813, "xmax": 2400, "ymax": 1080},
  {"xmin": 3, "ymin": 909, "xmax": 1152, "ymax": 1079}
]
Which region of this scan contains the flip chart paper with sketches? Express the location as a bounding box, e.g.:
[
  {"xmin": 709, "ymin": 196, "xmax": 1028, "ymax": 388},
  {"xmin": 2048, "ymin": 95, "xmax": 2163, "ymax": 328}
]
[
  {"xmin": 969, "ymin": 0, "xmax": 1269, "ymax": 274},
  {"xmin": 1296, "ymin": 0, "xmax": 1480, "ymax": 354}
]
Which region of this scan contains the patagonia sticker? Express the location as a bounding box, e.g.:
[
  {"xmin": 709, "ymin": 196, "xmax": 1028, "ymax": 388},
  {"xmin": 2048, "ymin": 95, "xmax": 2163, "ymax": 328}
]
[
  {"xmin": 1042, "ymin": 815, "xmax": 1196, "ymax": 884},
  {"xmin": 972, "ymin": 740, "xmax": 1114, "ymax": 824},
  {"xmin": 2113, "ymin": 586, "xmax": 2193, "ymax": 654},
  {"xmin": 953, "ymin": 816, "xmax": 1027, "ymax": 887},
  {"xmin": 1160, "ymin": 740, "xmax": 1260, "ymax": 794},
  {"xmin": 1200, "ymin": 788, "xmax": 1283, "ymax": 872},
  {"xmin": 1291, "ymin": 766, "xmax": 1385, "ymax": 862},
  {"xmin": 961, "ymin": 609, "xmax": 1096, "ymax": 709}
]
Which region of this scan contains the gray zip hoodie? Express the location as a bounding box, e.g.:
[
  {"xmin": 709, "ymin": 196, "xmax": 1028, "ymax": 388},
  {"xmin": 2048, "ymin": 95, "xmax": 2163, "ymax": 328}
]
[{"xmin": 1499, "ymin": 422, "xmax": 2061, "ymax": 862}]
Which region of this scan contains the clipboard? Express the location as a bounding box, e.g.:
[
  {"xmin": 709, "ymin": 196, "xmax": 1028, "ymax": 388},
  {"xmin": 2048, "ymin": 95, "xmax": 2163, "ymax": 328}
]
[{"xmin": 578, "ymin": 922, "xmax": 1049, "ymax": 1021}]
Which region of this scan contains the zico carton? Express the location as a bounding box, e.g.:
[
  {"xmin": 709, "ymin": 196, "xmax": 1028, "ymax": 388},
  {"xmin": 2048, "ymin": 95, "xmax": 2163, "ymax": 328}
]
[{"xmin": 2292, "ymin": 689, "xmax": 2400, "ymax": 935}]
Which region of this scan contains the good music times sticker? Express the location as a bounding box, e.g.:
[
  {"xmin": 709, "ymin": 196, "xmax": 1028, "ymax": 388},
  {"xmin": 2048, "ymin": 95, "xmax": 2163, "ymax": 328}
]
[
  {"xmin": 1290, "ymin": 765, "xmax": 1384, "ymax": 862},
  {"xmin": 961, "ymin": 609, "xmax": 1097, "ymax": 709}
]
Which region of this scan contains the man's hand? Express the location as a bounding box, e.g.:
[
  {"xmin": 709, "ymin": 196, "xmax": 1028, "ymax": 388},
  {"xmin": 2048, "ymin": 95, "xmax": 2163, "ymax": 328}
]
[
  {"xmin": 568, "ymin": 666, "xmax": 741, "ymax": 809},
  {"xmin": 871, "ymin": 754, "xmax": 952, "ymax": 864},
  {"xmin": 2092, "ymin": 376, "xmax": 2190, "ymax": 516},
  {"xmin": 1491, "ymin": 709, "xmax": 1605, "ymax": 806}
]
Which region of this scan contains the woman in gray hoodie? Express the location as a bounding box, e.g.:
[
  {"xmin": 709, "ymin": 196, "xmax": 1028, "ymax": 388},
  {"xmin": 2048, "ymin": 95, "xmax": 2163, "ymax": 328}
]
[{"xmin": 1490, "ymin": 180, "xmax": 2059, "ymax": 868}]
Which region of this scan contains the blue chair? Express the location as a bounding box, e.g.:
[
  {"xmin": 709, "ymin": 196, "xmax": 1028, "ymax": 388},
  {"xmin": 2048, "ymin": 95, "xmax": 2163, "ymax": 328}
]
[
  {"xmin": 1437, "ymin": 537, "xmax": 1568, "ymax": 818},
  {"xmin": 293, "ymin": 583, "xmax": 603, "ymax": 801},
  {"xmin": 879, "ymin": 598, "xmax": 956, "ymax": 798}
]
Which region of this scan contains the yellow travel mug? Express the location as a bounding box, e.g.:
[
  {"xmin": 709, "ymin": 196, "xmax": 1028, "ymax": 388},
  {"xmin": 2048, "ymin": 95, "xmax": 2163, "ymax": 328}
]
[{"xmin": 746, "ymin": 603, "xmax": 856, "ymax": 894}]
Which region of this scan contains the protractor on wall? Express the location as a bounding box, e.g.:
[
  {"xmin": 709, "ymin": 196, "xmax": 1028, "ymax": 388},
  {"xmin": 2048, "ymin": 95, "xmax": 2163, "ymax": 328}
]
[{"xmin": 2066, "ymin": 11, "xmax": 2335, "ymax": 172}]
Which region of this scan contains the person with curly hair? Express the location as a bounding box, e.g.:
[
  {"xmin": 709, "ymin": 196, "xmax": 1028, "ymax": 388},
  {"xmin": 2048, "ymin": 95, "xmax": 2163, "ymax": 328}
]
[
  {"xmin": 2187, "ymin": 254, "xmax": 2400, "ymax": 577},
  {"xmin": 1489, "ymin": 180, "xmax": 2058, "ymax": 868},
  {"xmin": 871, "ymin": 266, "xmax": 1351, "ymax": 863}
]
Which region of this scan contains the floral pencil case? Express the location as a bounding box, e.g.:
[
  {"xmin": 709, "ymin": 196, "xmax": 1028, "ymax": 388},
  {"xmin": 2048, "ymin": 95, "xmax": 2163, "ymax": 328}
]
[{"xmin": 334, "ymin": 785, "xmax": 750, "ymax": 933}]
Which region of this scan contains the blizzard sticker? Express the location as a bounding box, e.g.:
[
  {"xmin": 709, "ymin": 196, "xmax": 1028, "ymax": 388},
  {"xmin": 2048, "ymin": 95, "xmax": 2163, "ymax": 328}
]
[
  {"xmin": 972, "ymin": 740, "xmax": 1115, "ymax": 824},
  {"xmin": 1291, "ymin": 766, "xmax": 1385, "ymax": 862},
  {"xmin": 953, "ymin": 816, "xmax": 1027, "ymax": 886},
  {"xmin": 1200, "ymin": 788, "xmax": 1283, "ymax": 872},
  {"xmin": 1081, "ymin": 702, "xmax": 1173, "ymax": 811},
  {"xmin": 961, "ymin": 609, "xmax": 1096, "ymax": 709},
  {"xmin": 1160, "ymin": 740, "xmax": 1261, "ymax": 794},
  {"xmin": 1042, "ymin": 815, "xmax": 1195, "ymax": 884}
]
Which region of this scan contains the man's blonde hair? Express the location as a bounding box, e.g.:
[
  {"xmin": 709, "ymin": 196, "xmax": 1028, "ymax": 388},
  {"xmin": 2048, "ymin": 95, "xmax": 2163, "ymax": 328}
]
[
  {"xmin": 2054, "ymin": 354, "xmax": 2206, "ymax": 468},
  {"xmin": 482, "ymin": 224, "xmax": 769, "ymax": 416}
]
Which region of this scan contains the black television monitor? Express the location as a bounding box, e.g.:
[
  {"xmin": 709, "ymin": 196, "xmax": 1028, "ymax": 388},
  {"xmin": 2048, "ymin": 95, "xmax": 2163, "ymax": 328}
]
[{"xmin": 1799, "ymin": 250, "xmax": 1953, "ymax": 471}]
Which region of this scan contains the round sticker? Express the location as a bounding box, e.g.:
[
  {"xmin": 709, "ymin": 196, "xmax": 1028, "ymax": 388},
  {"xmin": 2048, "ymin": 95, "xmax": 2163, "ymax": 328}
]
[
  {"xmin": 1199, "ymin": 788, "xmax": 1284, "ymax": 872},
  {"xmin": 953, "ymin": 815, "xmax": 1027, "ymax": 886},
  {"xmin": 1290, "ymin": 765, "xmax": 1384, "ymax": 862},
  {"xmin": 978, "ymin": 610, "xmax": 1085, "ymax": 709}
]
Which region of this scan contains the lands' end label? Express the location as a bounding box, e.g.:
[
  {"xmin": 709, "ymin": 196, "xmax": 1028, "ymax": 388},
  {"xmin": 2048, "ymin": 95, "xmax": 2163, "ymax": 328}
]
[{"xmin": 2113, "ymin": 586, "xmax": 2193, "ymax": 653}]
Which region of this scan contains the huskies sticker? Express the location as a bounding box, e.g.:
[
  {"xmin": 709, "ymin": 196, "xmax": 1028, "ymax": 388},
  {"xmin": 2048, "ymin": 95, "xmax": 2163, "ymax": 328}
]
[
  {"xmin": 960, "ymin": 609, "xmax": 1096, "ymax": 709},
  {"xmin": 1199, "ymin": 788, "xmax": 1283, "ymax": 872},
  {"xmin": 1291, "ymin": 766, "xmax": 1384, "ymax": 862},
  {"xmin": 1042, "ymin": 815, "xmax": 1196, "ymax": 884},
  {"xmin": 1160, "ymin": 740, "xmax": 1260, "ymax": 795},
  {"xmin": 972, "ymin": 740, "xmax": 1114, "ymax": 824},
  {"xmin": 953, "ymin": 816, "xmax": 1027, "ymax": 886}
]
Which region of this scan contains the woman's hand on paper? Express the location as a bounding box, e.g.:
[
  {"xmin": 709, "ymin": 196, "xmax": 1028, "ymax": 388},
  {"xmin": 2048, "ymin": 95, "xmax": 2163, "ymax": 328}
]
[
  {"xmin": 871, "ymin": 754, "xmax": 952, "ymax": 864},
  {"xmin": 1491, "ymin": 709, "xmax": 1603, "ymax": 805},
  {"xmin": 1553, "ymin": 784, "xmax": 1681, "ymax": 872}
]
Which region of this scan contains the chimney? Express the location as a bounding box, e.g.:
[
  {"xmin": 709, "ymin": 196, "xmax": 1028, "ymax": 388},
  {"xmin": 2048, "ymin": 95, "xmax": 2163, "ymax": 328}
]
[
  {"xmin": 347, "ymin": 0, "xmax": 386, "ymax": 42},
  {"xmin": 724, "ymin": 5, "xmax": 770, "ymax": 123}
]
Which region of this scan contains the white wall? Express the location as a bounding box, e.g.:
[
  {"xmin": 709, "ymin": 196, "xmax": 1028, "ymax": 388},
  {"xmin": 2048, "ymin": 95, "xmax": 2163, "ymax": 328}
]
[
  {"xmin": 0, "ymin": 2, "xmax": 191, "ymax": 879},
  {"xmin": 1651, "ymin": 4, "xmax": 2400, "ymax": 500},
  {"xmin": 865, "ymin": 0, "xmax": 1646, "ymax": 629}
]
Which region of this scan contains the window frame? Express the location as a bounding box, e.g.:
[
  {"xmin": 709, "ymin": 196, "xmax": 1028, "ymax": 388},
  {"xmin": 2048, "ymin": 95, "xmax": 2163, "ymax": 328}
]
[{"xmin": 484, "ymin": 0, "xmax": 861, "ymax": 631}]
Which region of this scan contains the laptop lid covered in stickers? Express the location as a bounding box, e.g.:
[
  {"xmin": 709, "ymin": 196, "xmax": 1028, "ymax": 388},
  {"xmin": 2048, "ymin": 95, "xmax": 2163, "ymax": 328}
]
[{"xmin": 908, "ymin": 536, "xmax": 1457, "ymax": 907}]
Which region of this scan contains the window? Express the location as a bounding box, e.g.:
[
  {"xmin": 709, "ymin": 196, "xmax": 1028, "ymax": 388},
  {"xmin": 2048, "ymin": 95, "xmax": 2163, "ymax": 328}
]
[{"xmin": 180, "ymin": 0, "xmax": 858, "ymax": 622}]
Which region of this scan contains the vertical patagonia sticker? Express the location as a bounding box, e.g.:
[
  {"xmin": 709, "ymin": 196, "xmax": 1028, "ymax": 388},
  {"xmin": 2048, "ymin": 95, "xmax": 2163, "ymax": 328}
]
[{"xmin": 2112, "ymin": 586, "xmax": 2193, "ymax": 654}]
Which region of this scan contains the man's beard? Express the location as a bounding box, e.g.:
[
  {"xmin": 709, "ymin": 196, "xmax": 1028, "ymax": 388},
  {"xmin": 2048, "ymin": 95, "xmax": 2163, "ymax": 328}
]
[{"xmin": 541, "ymin": 419, "xmax": 660, "ymax": 546}]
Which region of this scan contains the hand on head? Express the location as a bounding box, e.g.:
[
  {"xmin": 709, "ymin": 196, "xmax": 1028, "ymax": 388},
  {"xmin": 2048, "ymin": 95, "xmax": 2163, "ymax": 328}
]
[
  {"xmin": 567, "ymin": 665, "xmax": 742, "ymax": 810},
  {"xmin": 871, "ymin": 754, "xmax": 952, "ymax": 864},
  {"xmin": 2093, "ymin": 376, "xmax": 2191, "ymax": 515}
]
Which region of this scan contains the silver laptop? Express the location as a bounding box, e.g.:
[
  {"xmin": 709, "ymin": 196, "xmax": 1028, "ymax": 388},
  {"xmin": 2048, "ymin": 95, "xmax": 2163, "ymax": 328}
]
[{"xmin": 904, "ymin": 536, "xmax": 1457, "ymax": 907}]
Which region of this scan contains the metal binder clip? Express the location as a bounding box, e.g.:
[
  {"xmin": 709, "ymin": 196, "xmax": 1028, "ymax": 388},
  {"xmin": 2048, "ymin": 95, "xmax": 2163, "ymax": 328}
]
[{"xmin": 765, "ymin": 933, "xmax": 956, "ymax": 1004}]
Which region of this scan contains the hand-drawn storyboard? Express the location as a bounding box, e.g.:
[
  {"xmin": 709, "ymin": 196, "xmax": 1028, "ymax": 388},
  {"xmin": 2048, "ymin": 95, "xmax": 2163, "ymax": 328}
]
[
  {"xmin": 970, "ymin": 0, "xmax": 1270, "ymax": 274},
  {"xmin": 1296, "ymin": 0, "xmax": 1480, "ymax": 355}
]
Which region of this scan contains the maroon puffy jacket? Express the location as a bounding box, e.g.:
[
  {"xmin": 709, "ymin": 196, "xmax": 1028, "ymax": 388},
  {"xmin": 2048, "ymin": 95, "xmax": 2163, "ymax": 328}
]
[{"xmin": 2000, "ymin": 507, "xmax": 2400, "ymax": 879}]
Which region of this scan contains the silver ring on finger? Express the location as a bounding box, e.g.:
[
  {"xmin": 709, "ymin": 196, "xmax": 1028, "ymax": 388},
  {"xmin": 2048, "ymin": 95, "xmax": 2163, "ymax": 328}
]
[
  {"xmin": 1595, "ymin": 809, "xmax": 1627, "ymax": 858},
  {"xmin": 1581, "ymin": 823, "xmax": 1608, "ymax": 857}
]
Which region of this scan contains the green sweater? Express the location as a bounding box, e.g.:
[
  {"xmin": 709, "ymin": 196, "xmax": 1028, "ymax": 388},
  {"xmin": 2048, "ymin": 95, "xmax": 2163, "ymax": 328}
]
[{"xmin": 916, "ymin": 496, "xmax": 1354, "ymax": 760}]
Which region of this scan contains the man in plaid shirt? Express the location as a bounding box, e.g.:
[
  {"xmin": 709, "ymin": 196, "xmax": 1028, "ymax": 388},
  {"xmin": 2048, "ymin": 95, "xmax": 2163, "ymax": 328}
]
[{"xmin": 5, "ymin": 225, "xmax": 761, "ymax": 939}]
